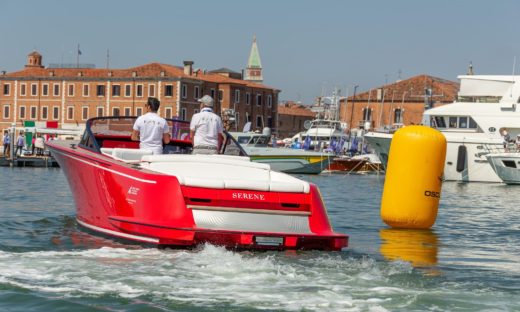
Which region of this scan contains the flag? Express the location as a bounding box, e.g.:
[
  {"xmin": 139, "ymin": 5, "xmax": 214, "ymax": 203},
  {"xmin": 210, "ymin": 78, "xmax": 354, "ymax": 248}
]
[
  {"xmin": 78, "ymin": 48, "xmax": 82, "ymax": 55},
  {"xmin": 330, "ymin": 137, "xmax": 337, "ymax": 150},
  {"xmin": 349, "ymin": 136, "xmax": 358, "ymax": 154},
  {"xmin": 303, "ymin": 135, "xmax": 311, "ymax": 150},
  {"xmin": 336, "ymin": 137, "xmax": 345, "ymax": 154}
]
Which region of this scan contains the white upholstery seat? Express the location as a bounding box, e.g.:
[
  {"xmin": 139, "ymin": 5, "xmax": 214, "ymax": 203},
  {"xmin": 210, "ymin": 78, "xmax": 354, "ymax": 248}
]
[
  {"xmin": 100, "ymin": 147, "xmax": 114, "ymax": 156},
  {"xmin": 112, "ymin": 148, "xmax": 153, "ymax": 162},
  {"xmin": 139, "ymin": 154, "xmax": 310, "ymax": 193},
  {"xmin": 141, "ymin": 154, "xmax": 269, "ymax": 170},
  {"xmin": 269, "ymin": 171, "xmax": 310, "ymax": 193}
]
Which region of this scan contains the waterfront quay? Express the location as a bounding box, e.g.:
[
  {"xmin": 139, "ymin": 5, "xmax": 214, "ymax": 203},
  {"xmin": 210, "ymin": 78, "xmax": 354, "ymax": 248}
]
[{"xmin": 0, "ymin": 155, "xmax": 58, "ymax": 167}]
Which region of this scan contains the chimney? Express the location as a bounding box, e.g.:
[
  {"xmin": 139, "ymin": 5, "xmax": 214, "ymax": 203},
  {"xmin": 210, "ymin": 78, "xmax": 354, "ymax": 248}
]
[{"xmin": 183, "ymin": 61, "xmax": 193, "ymax": 76}]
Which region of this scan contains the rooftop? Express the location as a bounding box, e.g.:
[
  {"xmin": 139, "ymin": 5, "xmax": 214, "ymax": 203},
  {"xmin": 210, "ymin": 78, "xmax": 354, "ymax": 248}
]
[
  {"xmin": 348, "ymin": 74, "xmax": 459, "ymax": 103},
  {"xmin": 2, "ymin": 58, "xmax": 278, "ymax": 91}
]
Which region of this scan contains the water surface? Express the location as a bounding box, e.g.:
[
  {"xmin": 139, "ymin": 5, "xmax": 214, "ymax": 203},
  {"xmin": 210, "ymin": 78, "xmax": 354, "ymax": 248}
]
[{"xmin": 1, "ymin": 168, "xmax": 519, "ymax": 311}]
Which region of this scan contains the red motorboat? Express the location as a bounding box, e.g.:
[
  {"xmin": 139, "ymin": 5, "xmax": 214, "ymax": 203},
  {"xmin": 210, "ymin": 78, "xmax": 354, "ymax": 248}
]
[{"xmin": 46, "ymin": 117, "xmax": 347, "ymax": 250}]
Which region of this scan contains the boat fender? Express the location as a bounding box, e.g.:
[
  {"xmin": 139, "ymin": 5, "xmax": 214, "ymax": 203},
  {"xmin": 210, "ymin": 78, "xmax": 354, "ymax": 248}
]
[
  {"xmin": 456, "ymin": 145, "xmax": 467, "ymax": 173},
  {"xmin": 380, "ymin": 126, "xmax": 446, "ymax": 229}
]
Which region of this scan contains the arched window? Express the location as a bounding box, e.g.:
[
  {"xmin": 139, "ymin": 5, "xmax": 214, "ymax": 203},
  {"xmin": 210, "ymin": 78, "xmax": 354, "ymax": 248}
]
[{"xmin": 394, "ymin": 108, "xmax": 403, "ymax": 124}]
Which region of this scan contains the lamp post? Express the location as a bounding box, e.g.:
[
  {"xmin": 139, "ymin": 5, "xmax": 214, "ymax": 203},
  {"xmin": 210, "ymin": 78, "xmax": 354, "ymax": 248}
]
[
  {"xmin": 388, "ymin": 90, "xmax": 396, "ymax": 126},
  {"xmin": 400, "ymin": 91, "xmax": 408, "ymax": 125},
  {"xmin": 349, "ymin": 85, "xmax": 358, "ymax": 130}
]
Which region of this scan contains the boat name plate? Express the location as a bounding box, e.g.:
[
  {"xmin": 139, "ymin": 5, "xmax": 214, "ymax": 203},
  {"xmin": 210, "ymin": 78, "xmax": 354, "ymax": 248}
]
[{"xmin": 255, "ymin": 236, "xmax": 283, "ymax": 246}]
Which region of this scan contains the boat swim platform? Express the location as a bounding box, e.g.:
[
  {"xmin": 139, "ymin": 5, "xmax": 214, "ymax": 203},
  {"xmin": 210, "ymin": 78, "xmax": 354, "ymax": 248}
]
[{"xmin": 0, "ymin": 156, "xmax": 59, "ymax": 168}]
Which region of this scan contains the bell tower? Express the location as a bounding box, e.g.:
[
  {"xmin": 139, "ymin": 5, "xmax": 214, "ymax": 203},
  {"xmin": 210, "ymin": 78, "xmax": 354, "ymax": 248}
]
[
  {"xmin": 245, "ymin": 35, "xmax": 263, "ymax": 83},
  {"xmin": 25, "ymin": 51, "xmax": 44, "ymax": 68}
]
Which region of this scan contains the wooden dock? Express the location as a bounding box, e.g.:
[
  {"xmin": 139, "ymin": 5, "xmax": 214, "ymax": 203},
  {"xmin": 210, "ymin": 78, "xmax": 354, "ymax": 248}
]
[{"xmin": 0, "ymin": 156, "xmax": 59, "ymax": 168}]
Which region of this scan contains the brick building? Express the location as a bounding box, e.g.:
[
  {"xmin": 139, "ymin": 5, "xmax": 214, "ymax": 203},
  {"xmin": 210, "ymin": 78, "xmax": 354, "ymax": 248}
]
[
  {"xmin": 277, "ymin": 101, "xmax": 315, "ymax": 138},
  {"xmin": 338, "ymin": 75, "xmax": 459, "ymax": 130},
  {"xmin": 0, "ymin": 51, "xmax": 279, "ymax": 134}
]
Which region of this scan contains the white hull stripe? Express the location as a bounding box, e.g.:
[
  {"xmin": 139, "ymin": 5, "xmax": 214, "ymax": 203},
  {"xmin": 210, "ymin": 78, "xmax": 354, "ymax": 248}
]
[
  {"xmin": 76, "ymin": 218, "xmax": 160, "ymax": 244},
  {"xmin": 187, "ymin": 204, "xmax": 311, "ymax": 216},
  {"xmin": 54, "ymin": 149, "xmax": 157, "ymax": 184}
]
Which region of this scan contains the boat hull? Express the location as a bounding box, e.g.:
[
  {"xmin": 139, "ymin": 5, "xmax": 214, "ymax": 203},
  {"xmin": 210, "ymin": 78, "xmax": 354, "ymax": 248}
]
[
  {"xmin": 249, "ymin": 155, "xmax": 332, "ymax": 174},
  {"xmin": 326, "ymin": 157, "xmax": 383, "ymax": 173},
  {"xmin": 487, "ymin": 153, "xmax": 520, "ymax": 184},
  {"xmin": 365, "ymin": 132, "xmax": 502, "ymax": 182},
  {"xmin": 48, "ymin": 142, "xmax": 347, "ymax": 250}
]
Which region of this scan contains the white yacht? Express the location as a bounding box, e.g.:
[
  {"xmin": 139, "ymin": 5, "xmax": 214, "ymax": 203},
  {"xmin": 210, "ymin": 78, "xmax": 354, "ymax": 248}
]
[
  {"xmin": 298, "ymin": 119, "xmax": 347, "ymax": 150},
  {"xmin": 365, "ymin": 74, "xmax": 520, "ymax": 183}
]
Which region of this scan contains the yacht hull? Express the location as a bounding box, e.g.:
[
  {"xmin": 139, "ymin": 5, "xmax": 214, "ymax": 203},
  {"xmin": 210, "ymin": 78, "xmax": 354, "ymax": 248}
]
[
  {"xmin": 487, "ymin": 153, "xmax": 520, "ymax": 184},
  {"xmin": 249, "ymin": 155, "xmax": 333, "ymax": 174},
  {"xmin": 365, "ymin": 132, "xmax": 502, "ymax": 183}
]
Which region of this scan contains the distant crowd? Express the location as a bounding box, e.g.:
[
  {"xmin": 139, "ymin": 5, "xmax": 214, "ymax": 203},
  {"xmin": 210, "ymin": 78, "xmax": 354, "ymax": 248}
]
[{"xmin": 2, "ymin": 131, "xmax": 56, "ymax": 159}]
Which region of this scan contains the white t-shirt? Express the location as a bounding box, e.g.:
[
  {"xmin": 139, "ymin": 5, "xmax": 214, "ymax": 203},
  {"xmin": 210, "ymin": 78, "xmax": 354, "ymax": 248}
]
[
  {"xmin": 133, "ymin": 112, "xmax": 169, "ymax": 154},
  {"xmin": 189, "ymin": 108, "xmax": 223, "ymax": 147}
]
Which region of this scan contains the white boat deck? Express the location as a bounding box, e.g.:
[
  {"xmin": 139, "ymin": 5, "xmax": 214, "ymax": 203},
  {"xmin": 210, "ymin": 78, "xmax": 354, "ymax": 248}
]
[{"xmin": 100, "ymin": 148, "xmax": 310, "ymax": 193}]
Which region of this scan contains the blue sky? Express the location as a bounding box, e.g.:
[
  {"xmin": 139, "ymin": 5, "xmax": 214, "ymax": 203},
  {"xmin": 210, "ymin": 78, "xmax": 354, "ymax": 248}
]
[{"xmin": 1, "ymin": 0, "xmax": 519, "ymax": 104}]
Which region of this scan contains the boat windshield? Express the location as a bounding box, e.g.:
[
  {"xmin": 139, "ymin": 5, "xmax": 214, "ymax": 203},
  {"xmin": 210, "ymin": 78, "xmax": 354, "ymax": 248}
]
[
  {"xmin": 236, "ymin": 135, "xmax": 270, "ymax": 147},
  {"xmin": 79, "ymin": 116, "xmax": 248, "ymax": 157},
  {"xmin": 311, "ymin": 120, "xmax": 341, "ymax": 130},
  {"xmin": 79, "ymin": 117, "xmax": 191, "ymax": 152}
]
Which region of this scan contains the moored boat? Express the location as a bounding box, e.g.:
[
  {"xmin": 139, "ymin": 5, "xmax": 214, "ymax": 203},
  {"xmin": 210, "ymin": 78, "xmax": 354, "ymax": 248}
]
[
  {"xmin": 486, "ymin": 146, "xmax": 520, "ymax": 184},
  {"xmin": 365, "ymin": 74, "xmax": 520, "ymax": 183},
  {"xmin": 229, "ymin": 131, "xmax": 334, "ymax": 174},
  {"xmin": 46, "ymin": 117, "xmax": 348, "ymax": 250},
  {"xmin": 326, "ymin": 154, "xmax": 383, "ymax": 173}
]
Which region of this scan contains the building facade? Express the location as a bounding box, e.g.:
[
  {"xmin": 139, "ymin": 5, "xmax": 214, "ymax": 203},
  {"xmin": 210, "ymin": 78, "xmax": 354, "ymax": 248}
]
[
  {"xmin": 0, "ymin": 51, "xmax": 279, "ymax": 135},
  {"xmin": 338, "ymin": 75, "xmax": 459, "ymax": 131},
  {"xmin": 277, "ymin": 101, "xmax": 316, "ymax": 138}
]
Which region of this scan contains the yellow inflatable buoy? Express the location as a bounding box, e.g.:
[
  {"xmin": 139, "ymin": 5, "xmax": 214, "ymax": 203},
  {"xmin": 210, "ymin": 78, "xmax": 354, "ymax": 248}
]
[{"xmin": 381, "ymin": 126, "xmax": 446, "ymax": 229}]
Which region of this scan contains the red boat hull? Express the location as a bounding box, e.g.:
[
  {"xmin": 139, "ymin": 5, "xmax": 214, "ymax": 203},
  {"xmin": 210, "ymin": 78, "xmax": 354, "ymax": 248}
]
[
  {"xmin": 327, "ymin": 157, "xmax": 382, "ymax": 173},
  {"xmin": 48, "ymin": 142, "xmax": 347, "ymax": 251}
]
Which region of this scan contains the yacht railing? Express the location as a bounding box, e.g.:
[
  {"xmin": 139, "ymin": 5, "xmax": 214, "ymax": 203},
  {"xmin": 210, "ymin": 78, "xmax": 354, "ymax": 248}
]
[{"xmin": 482, "ymin": 143, "xmax": 520, "ymax": 154}]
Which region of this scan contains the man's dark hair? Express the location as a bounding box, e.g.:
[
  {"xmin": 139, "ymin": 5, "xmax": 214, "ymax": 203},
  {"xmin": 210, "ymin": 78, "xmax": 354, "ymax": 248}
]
[{"xmin": 147, "ymin": 97, "xmax": 161, "ymax": 111}]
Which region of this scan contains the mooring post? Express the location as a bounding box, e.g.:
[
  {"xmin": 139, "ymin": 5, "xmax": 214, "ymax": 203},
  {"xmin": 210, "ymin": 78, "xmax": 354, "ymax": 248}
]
[{"xmin": 9, "ymin": 123, "xmax": 15, "ymax": 168}]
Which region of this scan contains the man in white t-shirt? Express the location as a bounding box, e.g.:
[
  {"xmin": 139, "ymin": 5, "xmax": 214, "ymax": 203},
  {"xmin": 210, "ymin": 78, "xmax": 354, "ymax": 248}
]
[
  {"xmin": 131, "ymin": 97, "xmax": 171, "ymax": 155},
  {"xmin": 189, "ymin": 95, "xmax": 224, "ymax": 155}
]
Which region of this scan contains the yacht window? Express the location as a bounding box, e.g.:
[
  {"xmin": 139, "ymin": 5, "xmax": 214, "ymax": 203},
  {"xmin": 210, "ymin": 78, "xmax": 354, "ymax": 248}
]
[
  {"xmin": 449, "ymin": 117, "xmax": 458, "ymax": 128},
  {"xmin": 459, "ymin": 117, "xmax": 468, "ymax": 128},
  {"xmin": 237, "ymin": 136, "xmax": 251, "ymax": 144},
  {"xmin": 503, "ymin": 160, "xmax": 516, "ymax": 168},
  {"xmin": 256, "ymin": 137, "xmax": 269, "ymax": 146},
  {"xmin": 469, "ymin": 117, "xmax": 477, "ymax": 129},
  {"xmin": 432, "ymin": 116, "xmax": 445, "ymax": 128}
]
